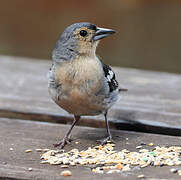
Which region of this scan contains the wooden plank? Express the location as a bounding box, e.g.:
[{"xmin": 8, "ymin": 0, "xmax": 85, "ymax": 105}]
[
  {"xmin": 0, "ymin": 55, "xmax": 181, "ymax": 135},
  {"xmin": 1, "ymin": 117, "xmax": 181, "ymax": 180}
]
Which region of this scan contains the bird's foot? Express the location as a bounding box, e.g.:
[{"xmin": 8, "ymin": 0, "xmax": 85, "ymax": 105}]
[
  {"xmin": 98, "ymin": 136, "xmax": 115, "ymax": 145},
  {"xmin": 53, "ymin": 137, "xmax": 72, "ymax": 149}
]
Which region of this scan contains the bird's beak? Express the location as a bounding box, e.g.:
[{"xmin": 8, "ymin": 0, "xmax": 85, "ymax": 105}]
[{"xmin": 93, "ymin": 27, "xmax": 116, "ymax": 41}]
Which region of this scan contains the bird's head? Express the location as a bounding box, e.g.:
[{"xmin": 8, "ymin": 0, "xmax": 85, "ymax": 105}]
[{"xmin": 53, "ymin": 22, "xmax": 115, "ymax": 62}]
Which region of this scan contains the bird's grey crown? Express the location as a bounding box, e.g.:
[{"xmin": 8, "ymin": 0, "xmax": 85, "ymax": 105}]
[{"xmin": 52, "ymin": 22, "xmax": 97, "ymax": 63}]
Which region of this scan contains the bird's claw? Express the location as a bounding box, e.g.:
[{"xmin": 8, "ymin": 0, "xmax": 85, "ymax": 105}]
[
  {"xmin": 97, "ymin": 136, "xmax": 115, "ymax": 145},
  {"xmin": 53, "ymin": 137, "xmax": 72, "ymax": 149}
]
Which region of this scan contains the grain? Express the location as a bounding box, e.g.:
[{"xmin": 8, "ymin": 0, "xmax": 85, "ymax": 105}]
[
  {"xmin": 25, "ymin": 149, "xmax": 32, "ymax": 153},
  {"xmin": 40, "ymin": 144, "xmax": 181, "ymax": 174},
  {"xmin": 61, "ymin": 170, "xmax": 72, "ymax": 176},
  {"xmin": 137, "ymin": 174, "xmax": 145, "ymax": 178}
]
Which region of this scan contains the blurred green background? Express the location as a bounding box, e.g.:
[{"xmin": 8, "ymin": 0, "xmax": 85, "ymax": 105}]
[{"xmin": 1, "ymin": 0, "xmax": 181, "ymax": 73}]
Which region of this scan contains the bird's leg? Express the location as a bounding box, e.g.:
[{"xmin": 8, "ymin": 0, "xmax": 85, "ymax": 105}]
[
  {"xmin": 53, "ymin": 115, "xmax": 80, "ymax": 149},
  {"xmin": 100, "ymin": 111, "xmax": 114, "ymax": 145}
]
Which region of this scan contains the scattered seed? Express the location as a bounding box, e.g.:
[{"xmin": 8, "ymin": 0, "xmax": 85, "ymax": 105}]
[
  {"xmin": 154, "ymin": 161, "xmax": 160, "ymax": 166},
  {"xmin": 175, "ymin": 161, "xmax": 181, "ymax": 165},
  {"xmin": 139, "ymin": 149, "xmax": 149, "ymax": 153},
  {"xmin": 149, "ymin": 151, "xmax": 157, "ymax": 156},
  {"xmin": 148, "ymin": 143, "xmax": 154, "ymax": 146},
  {"xmin": 167, "ymin": 162, "xmax": 174, "ymax": 166},
  {"xmin": 160, "ymin": 163, "xmax": 164, "ymax": 167},
  {"xmin": 178, "ymin": 170, "xmax": 181, "ymax": 176},
  {"xmin": 107, "ymin": 169, "xmax": 120, "ymax": 174},
  {"xmin": 136, "ymin": 146, "xmax": 142, "ymax": 149},
  {"xmin": 122, "ymin": 165, "xmax": 131, "ymax": 171},
  {"xmin": 137, "ymin": 174, "xmax": 145, "ymax": 178},
  {"xmin": 170, "ymin": 168, "xmax": 178, "ymax": 173},
  {"xmin": 36, "ymin": 148, "xmax": 43, "ymax": 152},
  {"xmin": 61, "ymin": 165, "xmax": 69, "ymax": 168},
  {"xmin": 42, "ymin": 149, "xmax": 50, "ymax": 152},
  {"xmin": 142, "ymin": 157, "xmax": 148, "ymax": 162},
  {"xmin": 140, "ymin": 164, "xmax": 148, "ymax": 168},
  {"xmin": 28, "ymin": 167, "xmax": 32, "ymax": 171},
  {"xmin": 40, "ymin": 143, "xmax": 181, "ymax": 175},
  {"xmin": 115, "ymin": 163, "xmax": 123, "ymax": 169},
  {"xmin": 61, "ymin": 170, "xmax": 72, "ymax": 176},
  {"xmin": 40, "ymin": 160, "xmax": 48, "ymax": 164},
  {"xmin": 110, "ymin": 144, "xmax": 115, "ymax": 147},
  {"xmin": 25, "ymin": 149, "xmax": 32, "ymax": 153},
  {"xmin": 98, "ymin": 145, "xmax": 103, "ymax": 150},
  {"xmin": 122, "ymin": 149, "xmax": 130, "ymax": 153},
  {"xmin": 75, "ymin": 141, "xmax": 79, "ymax": 144},
  {"xmin": 9, "ymin": 148, "xmax": 13, "ymax": 151}
]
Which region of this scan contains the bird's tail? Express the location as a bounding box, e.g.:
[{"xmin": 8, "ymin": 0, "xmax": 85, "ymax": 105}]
[{"xmin": 119, "ymin": 88, "xmax": 128, "ymax": 92}]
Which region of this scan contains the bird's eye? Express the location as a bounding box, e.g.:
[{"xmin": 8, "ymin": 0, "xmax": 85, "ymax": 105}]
[{"xmin": 79, "ymin": 30, "xmax": 88, "ymax": 37}]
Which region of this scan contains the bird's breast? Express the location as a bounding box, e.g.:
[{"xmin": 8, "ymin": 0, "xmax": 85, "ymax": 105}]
[
  {"xmin": 55, "ymin": 57, "xmax": 104, "ymax": 95},
  {"xmin": 51, "ymin": 57, "xmax": 107, "ymax": 115}
]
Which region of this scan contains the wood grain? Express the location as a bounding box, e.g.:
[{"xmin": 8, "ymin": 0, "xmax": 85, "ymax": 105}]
[
  {"xmin": 0, "ymin": 55, "xmax": 181, "ymax": 135},
  {"xmin": 0, "ymin": 117, "xmax": 181, "ymax": 180}
]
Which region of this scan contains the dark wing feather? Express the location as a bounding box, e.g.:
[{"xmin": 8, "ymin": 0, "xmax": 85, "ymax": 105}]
[{"xmin": 102, "ymin": 63, "xmax": 119, "ymax": 93}]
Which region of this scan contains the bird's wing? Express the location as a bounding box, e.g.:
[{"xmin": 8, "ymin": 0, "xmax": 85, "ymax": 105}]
[
  {"xmin": 101, "ymin": 62, "xmax": 119, "ymax": 93},
  {"xmin": 101, "ymin": 62, "xmax": 128, "ymax": 93}
]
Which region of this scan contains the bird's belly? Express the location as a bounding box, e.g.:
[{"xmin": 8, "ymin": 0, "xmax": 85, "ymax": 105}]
[{"xmin": 56, "ymin": 87, "xmax": 105, "ymax": 116}]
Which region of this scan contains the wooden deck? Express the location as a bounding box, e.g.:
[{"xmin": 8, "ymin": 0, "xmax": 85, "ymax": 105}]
[{"xmin": 1, "ymin": 55, "xmax": 181, "ymax": 179}]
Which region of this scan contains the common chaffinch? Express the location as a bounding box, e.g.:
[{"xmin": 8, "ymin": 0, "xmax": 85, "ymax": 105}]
[{"xmin": 48, "ymin": 22, "xmax": 127, "ymax": 148}]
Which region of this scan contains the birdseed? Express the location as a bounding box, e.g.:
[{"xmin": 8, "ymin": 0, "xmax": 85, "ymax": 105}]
[
  {"xmin": 170, "ymin": 168, "xmax": 178, "ymax": 173},
  {"xmin": 25, "ymin": 149, "xmax": 32, "ymax": 153},
  {"xmin": 42, "ymin": 148, "xmax": 50, "ymax": 152},
  {"xmin": 28, "ymin": 167, "xmax": 33, "ymax": 171},
  {"xmin": 36, "ymin": 148, "xmax": 43, "ymax": 152},
  {"xmin": 136, "ymin": 146, "xmax": 142, "ymax": 149},
  {"xmin": 61, "ymin": 165, "xmax": 69, "ymax": 168},
  {"xmin": 61, "ymin": 170, "xmax": 72, "ymax": 176},
  {"xmin": 137, "ymin": 174, "xmax": 145, "ymax": 178},
  {"xmin": 178, "ymin": 170, "xmax": 181, "ymax": 176},
  {"xmin": 40, "ymin": 144, "xmax": 181, "ymax": 175},
  {"xmin": 107, "ymin": 169, "xmax": 120, "ymax": 174}
]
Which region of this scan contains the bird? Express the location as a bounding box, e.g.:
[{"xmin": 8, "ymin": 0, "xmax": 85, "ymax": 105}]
[{"xmin": 48, "ymin": 22, "xmax": 127, "ymax": 149}]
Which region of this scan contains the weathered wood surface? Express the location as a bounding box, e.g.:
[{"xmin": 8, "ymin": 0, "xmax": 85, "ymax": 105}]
[
  {"xmin": 0, "ymin": 55, "xmax": 181, "ymax": 135},
  {"xmin": 1, "ymin": 117, "xmax": 181, "ymax": 180}
]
